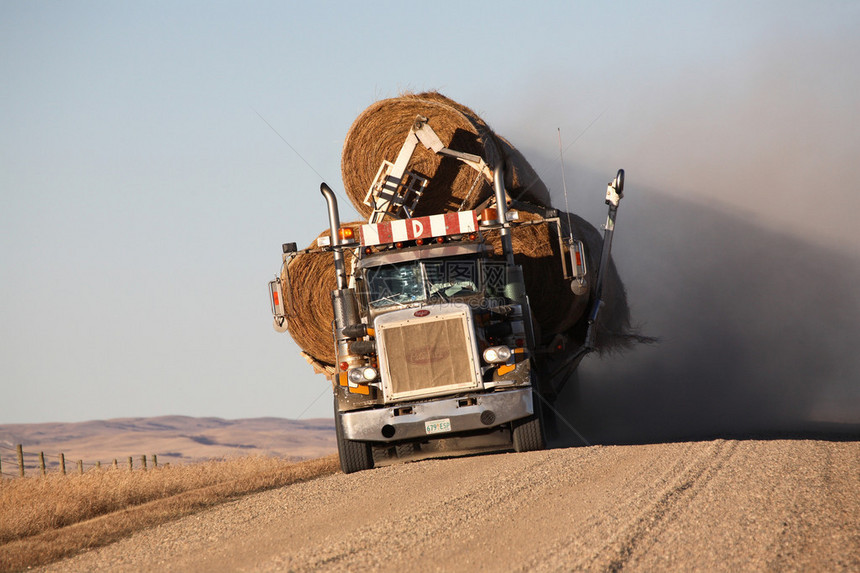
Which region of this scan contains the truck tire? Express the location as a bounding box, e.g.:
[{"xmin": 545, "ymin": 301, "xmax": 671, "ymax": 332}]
[
  {"xmin": 512, "ymin": 390, "xmax": 546, "ymax": 452},
  {"xmin": 395, "ymin": 442, "xmax": 417, "ymax": 458},
  {"xmin": 334, "ymin": 400, "xmax": 374, "ymax": 474},
  {"xmin": 512, "ymin": 414, "xmax": 545, "ymax": 452}
]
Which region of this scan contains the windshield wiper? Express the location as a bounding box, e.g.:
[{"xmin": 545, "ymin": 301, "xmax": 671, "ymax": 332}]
[
  {"xmin": 427, "ymin": 283, "xmax": 451, "ymax": 303},
  {"xmin": 371, "ymin": 294, "xmax": 405, "ymax": 308},
  {"xmin": 371, "ymin": 293, "xmax": 425, "ymax": 308}
]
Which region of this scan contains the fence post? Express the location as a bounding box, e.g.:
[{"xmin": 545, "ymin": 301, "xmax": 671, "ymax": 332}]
[
  {"xmin": 152, "ymin": 454, "xmax": 158, "ymax": 468},
  {"xmin": 0, "ymin": 453, "xmax": 3, "ymax": 477},
  {"xmin": 141, "ymin": 455, "xmax": 147, "ymax": 471},
  {"xmin": 60, "ymin": 453, "xmax": 66, "ymax": 475},
  {"xmin": 77, "ymin": 460, "xmax": 83, "ymax": 475},
  {"xmin": 40, "ymin": 452, "xmax": 46, "ymax": 476},
  {"xmin": 128, "ymin": 456, "xmax": 133, "ymax": 471},
  {"xmin": 113, "ymin": 459, "xmax": 118, "ymax": 469},
  {"xmin": 17, "ymin": 445, "xmax": 24, "ymax": 477},
  {"xmin": 96, "ymin": 461, "xmax": 101, "ymax": 469}
]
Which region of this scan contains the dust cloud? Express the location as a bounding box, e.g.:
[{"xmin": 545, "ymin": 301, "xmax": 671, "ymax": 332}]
[
  {"xmin": 550, "ymin": 188, "xmax": 860, "ymax": 445},
  {"xmin": 516, "ymin": 17, "xmax": 860, "ymax": 445}
]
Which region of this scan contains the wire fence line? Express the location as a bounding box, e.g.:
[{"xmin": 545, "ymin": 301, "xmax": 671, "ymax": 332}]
[{"xmin": 0, "ymin": 444, "xmax": 161, "ymax": 479}]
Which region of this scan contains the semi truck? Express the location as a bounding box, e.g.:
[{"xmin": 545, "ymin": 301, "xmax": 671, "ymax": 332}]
[{"xmin": 269, "ymin": 118, "xmax": 625, "ymax": 473}]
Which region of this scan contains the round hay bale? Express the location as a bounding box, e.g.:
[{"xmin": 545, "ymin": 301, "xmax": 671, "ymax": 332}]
[
  {"xmin": 341, "ymin": 92, "xmax": 550, "ymax": 219},
  {"xmin": 483, "ymin": 209, "xmax": 588, "ymax": 340},
  {"xmin": 484, "ymin": 206, "xmax": 633, "ymax": 353},
  {"xmin": 281, "ymin": 222, "xmax": 363, "ymax": 367},
  {"xmin": 557, "ymin": 211, "xmax": 633, "ymax": 354},
  {"xmin": 414, "ymin": 93, "xmax": 548, "ymax": 204}
]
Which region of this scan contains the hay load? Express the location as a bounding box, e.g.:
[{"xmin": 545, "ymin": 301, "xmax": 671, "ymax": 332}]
[
  {"xmin": 286, "ymin": 211, "xmax": 633, "ymax": 369},
  {"xmin": 341, "ymin": 92, "xmax": 551, "ymax": 219},
  {"xmin": 283, "ymin": 92, "xmax": 637, "ymax": 370},
  {"xmin": 281, "ymin": 223, "xmax": 363, "ymax": 368},
  {"xmin": 558, "ymin": 211, "xmax": 634, "ymax": 353},
  {"xmin": 484, "ymin": 205, "xmax": 633, "ymax": 353}
]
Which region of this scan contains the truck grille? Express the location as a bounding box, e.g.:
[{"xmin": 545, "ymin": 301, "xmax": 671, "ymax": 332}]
[{"xmin": 377, "ymin": 306, "xmax": 480, "ymax": 401}]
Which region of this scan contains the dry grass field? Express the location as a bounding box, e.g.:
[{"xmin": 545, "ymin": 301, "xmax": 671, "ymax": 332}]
[
  {"xmin": 0, "ymin": 416, "xmax": 337, "ymax": 471},
  {"xmin": 0, "ymin": 455, "xmax": 339, "ymax": 571}
]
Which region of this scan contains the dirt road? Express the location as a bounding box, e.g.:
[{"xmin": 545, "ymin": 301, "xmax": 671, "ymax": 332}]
[{"xmin": 42, "ymin": 439, "xmax": 858, "ymax": 571}]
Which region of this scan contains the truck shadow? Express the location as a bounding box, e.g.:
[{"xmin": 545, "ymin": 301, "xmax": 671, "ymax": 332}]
[{"xmin": 548, "ymin": 190, "xmax": 860, "ymax": 447}]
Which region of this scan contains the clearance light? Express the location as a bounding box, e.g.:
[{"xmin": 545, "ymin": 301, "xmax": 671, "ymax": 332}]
[
  {"xmin": 348, "ymin": 366, "xmax": 378, "ymax": 384},
  {"xmin": 338, "ymin": 227, "xmax": 355, "ymax": 241},
  {"xmin": 483, "ymin": 345, "xmax": 512, "ymax": 364},
  {"xmin": 395, "ymin": 241, "xmax": 404, "ymax": 249},
  {"xmin": 436, "ymin": 236, "xmax": 445, "ymax": 244},
  {"xmin": 339, "ymin": 361, "xmax": 349, "ymax": 371},
  {"xmin": 468, "ymin": 232, "xmax": 477, "ymax": 241},
  {"xmin": 364, "ymin": 246, "xmax": 373, "ymax": 255},
  {"xmin": 416, "ymin": 238, "xmax": 425, "ymax": 246},
  {"xmin": 480, "ymin": 207, "xmax": 499, "ymax": 225}
]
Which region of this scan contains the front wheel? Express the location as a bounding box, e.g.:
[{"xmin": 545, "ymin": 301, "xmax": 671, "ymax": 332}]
[
  {"xmin": 511, "ymin": 391, "xmax": 546, "ymax": 452},
  {"xmin": 334, "ymin": 399, "xmax": 374, "ymax": 474}
]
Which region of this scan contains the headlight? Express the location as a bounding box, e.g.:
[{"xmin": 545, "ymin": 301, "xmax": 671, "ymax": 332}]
[
  {"xmin": 348, "ymin": 366, "xmax": 378, "ymax": 384},
  {"xmin": 483, "ymin": 345, "xmax": 512, "ymax": 364}
]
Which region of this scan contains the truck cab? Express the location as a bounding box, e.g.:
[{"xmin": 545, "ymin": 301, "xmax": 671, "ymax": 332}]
[{"xmin": 330, "ymin": 211, "xmax": 545, "ymax": 472}]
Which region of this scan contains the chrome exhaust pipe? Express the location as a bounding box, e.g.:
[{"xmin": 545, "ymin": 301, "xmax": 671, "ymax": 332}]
[
  {"xmin": 320, "ymin": 182, "xmax": 360, "ymax": 364},
  {"xmin": 320, "ymin": 182, "xmax": 346, "ymax": 290},
  {"xmin": 493, "ymin": 162, "xmax": 515, "ymax": 266}
]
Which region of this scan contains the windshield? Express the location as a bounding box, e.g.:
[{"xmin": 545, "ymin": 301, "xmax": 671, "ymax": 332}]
[
  {"xmin": 366, "ymin": 261, "xmax": 426, "ymax": 308},
  {"xmin": 365, "ymin": 255, "xmax": 504, "ymax": 309}
]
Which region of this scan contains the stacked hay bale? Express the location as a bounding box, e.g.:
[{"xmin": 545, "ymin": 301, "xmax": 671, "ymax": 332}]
[
  {"xmin": 285, "ymin": 92, "xmax": 634, "ymax": 369},
  {"xmin": 340, "ymin": 92, "xmax": 550, "ymax": 218},
  {"xmin": 483, "ymin": 204, "xmax": 633, "ymax": 352},
  {"xmin": 281, "ymin": 222, "xmax": 363, "ymax": 370}
]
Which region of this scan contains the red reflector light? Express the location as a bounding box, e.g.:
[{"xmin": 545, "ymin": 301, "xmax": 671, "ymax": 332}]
[
  {"xmin": 339, "ymin": 362, "xmax": 349, "ymax": 371},
  {"xmin": 364, "ymin": 246, "xmax": 372, "ymax": 255},
  {"xmin": 272, "ymin": 291, "xmax": 279, "ymax": 306},
  {"xmin": 416, "ymin": 238, "xmax": 424, "ymax": 246},
  {"xmin": 468, "ymin": 233, "xmax": 477, "ymax": 241},
  {"xmin": 395, "ymin": 241, "xmax": 404, "ymax": 249},
  {"xmin": 436, "ymin": 236, "xmax": 444, "ymax": 244},
  {"xmin": 338, "ymin": 227, "xmax": 355, "ymax": 241},
  {"xmin": 516, "ymin": 338, "xmax": 524, "ymax": 347}
]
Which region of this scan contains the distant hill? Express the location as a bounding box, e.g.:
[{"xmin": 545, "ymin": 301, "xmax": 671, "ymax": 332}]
[{"xmin": 0, "ymin": 416, "xmax": 335, "ymax": 473}]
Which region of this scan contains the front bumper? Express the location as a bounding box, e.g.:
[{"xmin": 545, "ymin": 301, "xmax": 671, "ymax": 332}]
[{"xmin": 341, "ymin": 387, "xmax": 534, "ymax": 443}]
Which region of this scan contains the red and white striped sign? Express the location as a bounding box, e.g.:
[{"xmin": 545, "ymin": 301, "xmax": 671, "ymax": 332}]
[{"xmin": 360, "ymin": 211, "xmax": 478, "ymax": 247}]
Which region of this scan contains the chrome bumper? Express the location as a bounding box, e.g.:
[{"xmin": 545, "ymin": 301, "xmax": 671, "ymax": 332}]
[{"xmin": 341, "ymin": 387, "xmax": 534, "ymax": 443}]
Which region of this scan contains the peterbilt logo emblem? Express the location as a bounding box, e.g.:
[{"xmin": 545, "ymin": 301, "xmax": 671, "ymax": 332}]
[
  {"xmin": 414, "ymin": 309, "xmax": 430, "ymax": 317},
  {"xmin": 407, "ymin": 345, "xmax": 450, "ymax": 365}
]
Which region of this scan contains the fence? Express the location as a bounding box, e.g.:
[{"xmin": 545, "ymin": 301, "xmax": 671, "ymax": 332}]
[{"xmin": 0, "ymin": 443, "xmax": 161, "ymax": 479}]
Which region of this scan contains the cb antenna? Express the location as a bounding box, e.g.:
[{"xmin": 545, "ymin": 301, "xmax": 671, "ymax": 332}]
[{"xmin": 254, "ymin": 108, "xmax": 352, "ymax": 207}]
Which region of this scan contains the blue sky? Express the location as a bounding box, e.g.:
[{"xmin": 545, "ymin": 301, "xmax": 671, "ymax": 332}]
[{"xmin": 2, "ymin": 1, "xmax": 858, "ymax": 424}]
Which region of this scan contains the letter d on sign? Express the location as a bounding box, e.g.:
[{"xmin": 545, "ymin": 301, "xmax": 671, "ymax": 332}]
[{"xmin": 411, "ymin": 219, "xmax": 424, "ymax": 238}]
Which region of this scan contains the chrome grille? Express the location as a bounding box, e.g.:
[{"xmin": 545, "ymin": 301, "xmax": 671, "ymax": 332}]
[{"xmin": 377, "ymin": 306, "xmax": 480, "ymax": 401}]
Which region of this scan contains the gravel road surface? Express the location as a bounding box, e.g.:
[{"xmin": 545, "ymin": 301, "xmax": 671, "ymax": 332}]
[{"xmin": 41, "ymin": 439, "xmax": 859, "ymax": 571}]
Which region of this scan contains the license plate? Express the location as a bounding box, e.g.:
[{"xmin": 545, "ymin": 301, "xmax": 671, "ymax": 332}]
[{"xmin": 425, "ymin": 418, "xmax": 451, "ymax": 435}]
